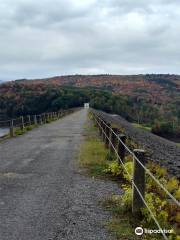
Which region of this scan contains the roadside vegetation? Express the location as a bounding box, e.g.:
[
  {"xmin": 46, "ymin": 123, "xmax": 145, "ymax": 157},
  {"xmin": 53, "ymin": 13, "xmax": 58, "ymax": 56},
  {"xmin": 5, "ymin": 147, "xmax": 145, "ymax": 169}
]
[
  {"xmin": 0, "ymin": 117, "xmax": 58, "ymax": 141},
  {"xmin": 14, "ymin": 124, "xmax": 37, "ymax": 136},
  {"xmin": 0, "ymin": 125, "xmax": 39, "ymax": 141},
  {"xmin": 79, "ymin": 114, "xmax": 180, "ymax": 240},
  {"xmin": 132, "ymin": 123, "xmax": 151, "ymax": 132}
]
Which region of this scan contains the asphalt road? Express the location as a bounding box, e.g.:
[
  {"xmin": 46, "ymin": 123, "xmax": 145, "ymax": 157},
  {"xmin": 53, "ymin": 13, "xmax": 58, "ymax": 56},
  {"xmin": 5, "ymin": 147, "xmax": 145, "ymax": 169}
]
[{"xmin": 0, "ymin": 109, "xmax": 120, "ymax": 240}]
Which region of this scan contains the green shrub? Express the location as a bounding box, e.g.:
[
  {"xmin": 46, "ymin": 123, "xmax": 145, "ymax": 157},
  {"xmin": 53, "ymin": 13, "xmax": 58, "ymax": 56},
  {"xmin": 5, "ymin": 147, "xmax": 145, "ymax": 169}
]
[
  {"xmin": 121, "ymin": 185, "xmax": 132, "ymax": 211},
  {"xmin": 123, "ymin": 161, "xmax": 133, "ymax": 182},
  {"xmin": 174, "ymin": 188, "xmax": 180, "ymax": 201},
  {"xmin": 14, "ymin": 128, "xmax": 25, "ymax": 135},
  {"xmin": 141, "ymin": 192, "xmax": 168, "ymax": 226},
  {"xmin": 26, "ymin": 125, "xmax": 34, "ymax": 131},
  {"xmin": 104, "ymin": 161, "xmax": 123, "ymax": 177},
  {"xmin": 152, "ymin": 122, "xmax": 174, "ymax": 135},
  {"xmin": 106, "ymin": 151, "xmax": 116, "ymax": 161}
]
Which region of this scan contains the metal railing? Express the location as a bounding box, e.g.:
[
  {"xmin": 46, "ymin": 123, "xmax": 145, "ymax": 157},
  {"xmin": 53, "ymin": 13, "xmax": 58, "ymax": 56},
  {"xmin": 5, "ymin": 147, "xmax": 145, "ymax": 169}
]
[{"xmin": 91, "ymin": 109, "xmax": 180, "ymax": 240}]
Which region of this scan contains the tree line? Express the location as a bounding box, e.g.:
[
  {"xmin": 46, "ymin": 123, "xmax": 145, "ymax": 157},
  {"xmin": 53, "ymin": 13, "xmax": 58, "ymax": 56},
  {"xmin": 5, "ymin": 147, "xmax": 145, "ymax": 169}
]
[{"xmin": 0, "ymin": 85, "xmax": 179, "ymax": 140}]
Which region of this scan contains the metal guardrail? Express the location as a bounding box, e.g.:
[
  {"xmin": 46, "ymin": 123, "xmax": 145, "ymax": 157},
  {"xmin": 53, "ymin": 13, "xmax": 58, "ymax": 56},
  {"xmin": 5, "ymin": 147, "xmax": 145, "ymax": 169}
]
[
  {"xmin": 0, "ymin": 109, "xmax": 75, "ymax": 137},
  {"xmin": 91, "ymin": 109, "xmax": 180, "ymax": 240}
]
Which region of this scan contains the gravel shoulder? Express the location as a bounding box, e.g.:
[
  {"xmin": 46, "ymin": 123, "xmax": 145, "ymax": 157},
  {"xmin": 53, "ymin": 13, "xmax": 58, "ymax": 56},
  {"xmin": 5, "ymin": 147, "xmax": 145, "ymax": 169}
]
[
  {"xmin": 0, "ymin": 109, "xmax": 120, "ymax": 240},
  {"xmin": 93, "ymin": 109, "xmax": 180, "ymax": 178}
]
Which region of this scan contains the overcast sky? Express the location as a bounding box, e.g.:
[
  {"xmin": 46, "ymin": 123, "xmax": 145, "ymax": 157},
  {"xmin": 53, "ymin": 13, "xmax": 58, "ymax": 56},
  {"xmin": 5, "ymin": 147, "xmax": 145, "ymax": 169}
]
[{"xmin": 0, "ymin": 0, "xmax": 180, "ymax": 80}]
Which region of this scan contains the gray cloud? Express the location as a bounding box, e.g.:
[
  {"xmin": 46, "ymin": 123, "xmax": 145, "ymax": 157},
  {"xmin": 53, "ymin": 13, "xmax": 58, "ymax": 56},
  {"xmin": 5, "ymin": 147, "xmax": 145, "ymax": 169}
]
[{"xmin": 0, "ymin": 0, "xmax": 180, "ymax": 80}]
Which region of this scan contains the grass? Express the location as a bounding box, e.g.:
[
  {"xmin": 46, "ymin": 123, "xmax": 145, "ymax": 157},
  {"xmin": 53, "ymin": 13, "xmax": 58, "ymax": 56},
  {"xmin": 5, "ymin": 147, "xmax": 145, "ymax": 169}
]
[
  {"xmin": 79, "ymin": 122, "xmax": 110, "ymax": 177},
  {"xmin": 132, "ymin": 123, "xmax": 151, "ymax": 132},
  {"xmin": 78, "ymin": 117, "xmax": 143, "ymax": 239},
  {"xmin": 14, "ymin": 128, "xmax": 25, "ymax": 135},
  {"xmin": 1, "ymin": 118, "xmax": 60, "ymax": 141},
  {"xmin": 102, "ymin": 196, "xmax": 139, "ymax": 240},
  {"xmin": 1, "ymin": 116, "xmax": 60, "ymax": 141},
  {"xmin": 0, "ymin": 111, "xmax": 74, "ymax": 142},
  {"xmin": 102, "ymin": 195, "xmax": 162, "ymax": 240},
  {"xmin": 0, "ymin": 124, "xmax": 39, "ymax": 140},
  {"xmin": 14, "ymin": 125, "xmax": 37, "ymax": 136},
  {"xmin": 79, "ymin": 115, "xmax": 178, "ymax": 240},
  {"xmin": 176, "ymin": 143, "xmax": 180, "ymax": 147}
]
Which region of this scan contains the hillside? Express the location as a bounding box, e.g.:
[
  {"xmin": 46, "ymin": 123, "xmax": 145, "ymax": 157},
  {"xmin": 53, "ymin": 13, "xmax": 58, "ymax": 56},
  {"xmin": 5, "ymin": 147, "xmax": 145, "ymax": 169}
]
[
  {"xmin": 0, "ymin": 74, "xmax": 179, "ymax": 142},
  {"xmin": 13, "ymin": 74, "xmax": 180, "ymax": 104}
]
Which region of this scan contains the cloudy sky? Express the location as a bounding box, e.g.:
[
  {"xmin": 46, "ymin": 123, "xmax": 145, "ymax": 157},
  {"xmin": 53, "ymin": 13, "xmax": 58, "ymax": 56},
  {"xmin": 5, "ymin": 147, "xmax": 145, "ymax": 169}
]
[{"xmin": 0, "ymin": 0, "xmax": 180, "ymax": 80}]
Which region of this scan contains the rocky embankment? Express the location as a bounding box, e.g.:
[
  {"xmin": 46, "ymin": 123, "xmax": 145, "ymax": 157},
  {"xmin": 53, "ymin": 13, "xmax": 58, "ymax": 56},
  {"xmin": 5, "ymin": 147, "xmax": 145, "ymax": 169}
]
[{"xmin": 92, "ymin": 109, "xmax": 180, "ymax": 179}]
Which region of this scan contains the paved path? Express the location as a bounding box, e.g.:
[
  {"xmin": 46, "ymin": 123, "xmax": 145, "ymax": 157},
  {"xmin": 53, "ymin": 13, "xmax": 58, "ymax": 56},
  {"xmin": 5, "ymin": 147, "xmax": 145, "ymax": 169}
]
[{"xmin": 0, "ymin": 109, "xmax": 120, "ymax": 240}]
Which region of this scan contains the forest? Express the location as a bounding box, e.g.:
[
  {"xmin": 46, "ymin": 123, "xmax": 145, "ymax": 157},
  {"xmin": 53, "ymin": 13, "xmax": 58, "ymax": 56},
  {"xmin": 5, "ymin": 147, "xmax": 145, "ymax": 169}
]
[{"xmin": 0, "ymin": 82, "xmax": 179, "ymax": 141}]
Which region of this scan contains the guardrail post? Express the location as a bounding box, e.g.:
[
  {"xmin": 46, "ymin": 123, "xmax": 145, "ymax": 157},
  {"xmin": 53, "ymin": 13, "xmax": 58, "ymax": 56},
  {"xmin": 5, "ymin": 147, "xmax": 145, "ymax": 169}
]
[
  {"xmin": 102, "ymin": 121, "xmax": 107, "ymax": 142},
  {"xmin": 101, "ymin": 120, "xmax": 107, "ymax": 139},
  {"xmin": 98, "ymin": 119, "xmax": 103, "ymax": 137},
  {"xmin": 28, "ymin": 115, "xmax": 31, "ymax": 125},
  {"xmin": 40, "ymin": 115, "xmax": 43, "ymax": 125},
  {"xmin": 34, "ymin": 115, "xmax": 37, "ymax": 125},
  {"xmin": 94, "ymin": 116, "xmax": 98, "ymax": 128},
  {"xmin": 105, "ymin": 123, "xmax": 111, "ymax": 148},
  {"xmin": 47, "ymin": 113, "xmax": 50, "ymax": 122},
  {"xmin": 109, "ymin": 128, "xmax": 119, "ymax": 153},
  {"xmin": 42, "ymin": 114, "xmax": 44, "ymax": 123},
  {"xmin": 132, "ymin": 149, "xmax": 146, "ymax": 215},
  {"xmin": 9, "ymin": 120, "xmax": 14, "ymax": 137},
  {"xmin": 44, "ymin": 113, "xmax": 46, "ymax": 123},
  {"xmin": 117, "ymin": 134, "xmax": 126, "ymax": 164},
  {"xmin": 21, "ymin": 116, "xmax": 25, "ymax": 130}
]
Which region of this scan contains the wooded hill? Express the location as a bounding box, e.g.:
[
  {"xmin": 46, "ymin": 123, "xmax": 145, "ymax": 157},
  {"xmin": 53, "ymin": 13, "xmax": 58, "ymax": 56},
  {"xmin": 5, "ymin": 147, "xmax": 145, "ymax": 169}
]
[
  {"xmin": 13, "ymin": 74, "xmax": 180, "ymax": 104},
  {"xmin": 0, "ymin": 74, "xmax": 179, "ymax": 141}
]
